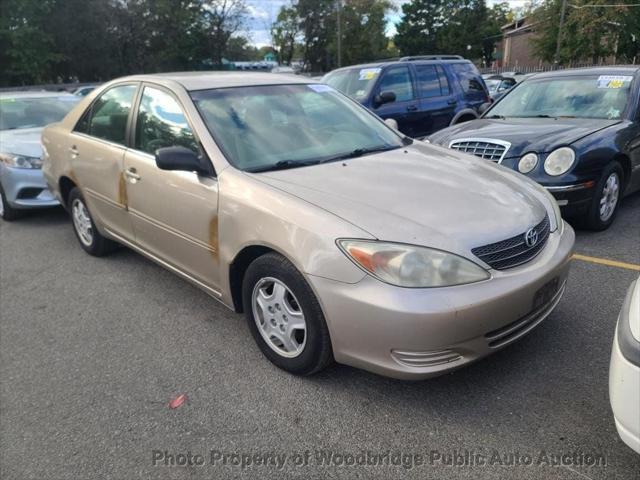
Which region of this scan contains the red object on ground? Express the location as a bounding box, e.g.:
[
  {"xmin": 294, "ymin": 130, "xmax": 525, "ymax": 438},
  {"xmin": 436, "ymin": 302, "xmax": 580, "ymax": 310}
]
[{"xmin": 169, "ymin": 394, "xmax": 187, "ymax": 409}]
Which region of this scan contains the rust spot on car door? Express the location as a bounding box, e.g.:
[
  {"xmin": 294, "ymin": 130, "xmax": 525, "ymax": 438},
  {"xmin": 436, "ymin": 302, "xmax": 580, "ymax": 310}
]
[{"xmin": 118, "ymin": 172, "xmax": 128, "ymax": 209}]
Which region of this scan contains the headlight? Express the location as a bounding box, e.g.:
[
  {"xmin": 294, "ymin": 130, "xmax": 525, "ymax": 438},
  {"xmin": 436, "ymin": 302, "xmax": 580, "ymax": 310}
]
[
  {"xmin": 0, "ymin": 152, "xmax": 43, "ymax": 169},
  {"xmin": 518, "ymin": 152, "xmax": 538, "ymax": 174},
  {"xmin": 544, "ymin": 147, "xmax": 575, "ymax": 176},
  {"xmin": 338, "ymin": 240, "xmax": 490, "ymax": 288}
]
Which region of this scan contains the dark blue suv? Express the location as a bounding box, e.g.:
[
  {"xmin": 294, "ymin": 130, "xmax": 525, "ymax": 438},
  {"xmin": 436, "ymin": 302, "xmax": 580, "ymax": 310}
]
[{"xmin": 322, "ymin": 55, "xmax": 489, "ymax": 138}]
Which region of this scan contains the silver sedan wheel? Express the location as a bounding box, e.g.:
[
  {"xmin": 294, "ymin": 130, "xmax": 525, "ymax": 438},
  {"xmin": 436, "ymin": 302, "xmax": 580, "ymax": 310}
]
[
  {"xmin": 71, "ymin": 198, "xmax": 94, "ymax": 247},
  {"xmin": 252, "ymin": 277, "xmax": 307, "ymax": 358},
  {"xmin": 599, "ymin": 172, "xmax": 620, "ymax": 222}
]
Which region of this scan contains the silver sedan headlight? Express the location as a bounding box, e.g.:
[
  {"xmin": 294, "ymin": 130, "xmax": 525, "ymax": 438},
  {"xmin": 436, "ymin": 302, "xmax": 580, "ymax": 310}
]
[
  {"xmin": 338, "ymin": 240, "xmax": 490, "ymax": 288},
  {"xmin": 544, "ymin": 147, "xmax": 575, "ymax": 176},
  {"xmin": 0, "ymin": 152, "xmax": 43, "ymax": 169},
  {"xmin": 518, "ymin": 152, "xmax": 538, "ymax": 174}
]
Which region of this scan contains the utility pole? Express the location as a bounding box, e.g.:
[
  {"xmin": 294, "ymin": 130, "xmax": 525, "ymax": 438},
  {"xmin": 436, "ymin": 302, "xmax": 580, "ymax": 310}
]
[
  {"xmin": 554, "ymin": 0, "xmax": 568, "ymax": 68},
  {"xmin": 337, "ymin": 0, "xmax": 342, "ymax": 68}
]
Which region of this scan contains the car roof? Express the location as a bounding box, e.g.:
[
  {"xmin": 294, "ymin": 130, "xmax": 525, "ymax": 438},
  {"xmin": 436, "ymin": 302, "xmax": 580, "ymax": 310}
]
[
  {"xmin": 0, "ymin": 90, "xmax": 76, "ymax": 99},
  {"xmin": 116, "ymin": 72, "xmax": 313, "ymax": 91},
  {"xmin": 528, "ymin": 66, "xmax": 640, "ymax": 80},
  {"xmin": 326, "ymin": 58, "xmax": 473, "ymax": 74}
]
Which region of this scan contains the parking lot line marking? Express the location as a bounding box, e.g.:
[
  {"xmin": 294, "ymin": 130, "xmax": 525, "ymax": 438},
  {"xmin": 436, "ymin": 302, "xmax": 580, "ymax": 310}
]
[{"xmin": 573, "ymin": 254, "xmax": 640, "ymax": 272}]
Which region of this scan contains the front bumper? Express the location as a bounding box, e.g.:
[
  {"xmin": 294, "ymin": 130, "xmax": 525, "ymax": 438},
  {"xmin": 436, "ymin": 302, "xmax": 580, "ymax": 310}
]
[
  {"xmin": 609, "ymin": 280, "xmax": 640, "ymax": 454},
  {"xmin": 544, "ymin": 181, "xmax": 595, "ymax": 216},
  {"xmin": 307, "ymin": 223, "xmax": 575, "ymax": 380},
  {"xmin": 0, "ymin": 165, "xmax": 59, "ymax": 210}
]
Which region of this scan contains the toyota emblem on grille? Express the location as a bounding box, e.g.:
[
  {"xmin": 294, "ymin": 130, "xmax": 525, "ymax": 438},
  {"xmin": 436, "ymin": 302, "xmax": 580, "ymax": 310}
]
[{"xmin": 525, "ymin": 227, "xmax": 539, "ymax": 248}]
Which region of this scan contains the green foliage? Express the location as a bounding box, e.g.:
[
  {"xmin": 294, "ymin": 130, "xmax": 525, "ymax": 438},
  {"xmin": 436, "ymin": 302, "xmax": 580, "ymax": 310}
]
[
  {"xmin": 394, "ymin": 0, "xmax": 510, "ymax": 63},
  {"xmin": 532, "ymin": 0, "xmax": 639, "ymax": 64},
  {"xmin": 0, "ymin": 0, "xmax": 249, "ymax": 86},
  {"xmin": 271, "ymin": 5, "xmax": 300, "ymax": 65}
]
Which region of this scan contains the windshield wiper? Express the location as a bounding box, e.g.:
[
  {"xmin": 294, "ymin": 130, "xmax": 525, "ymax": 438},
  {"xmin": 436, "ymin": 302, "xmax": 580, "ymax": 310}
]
[
  {"xmin": 320, "ymin": 144, "xmax": 400, "ymax": 163},
  {"xmin": 486, "ymin": 114, "xmax": 506, "ymax": 119},
  {"xmin": 246, "ymin": 159, "xmax": 320, "ymax": 173}
]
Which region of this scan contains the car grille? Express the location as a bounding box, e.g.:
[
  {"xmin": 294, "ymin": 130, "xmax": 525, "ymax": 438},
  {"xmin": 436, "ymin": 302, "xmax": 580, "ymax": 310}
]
[
  {"xmin": 449, "ymin": 139, "xmax": 510, "ymax": 162},
  {"xmin": 471, "ymin": 215, "xmax": 550, "ymax": 270}
]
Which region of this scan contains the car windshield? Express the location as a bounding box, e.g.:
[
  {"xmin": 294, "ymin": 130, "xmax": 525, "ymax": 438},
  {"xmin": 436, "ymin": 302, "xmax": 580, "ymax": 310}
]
[
  {"xmin": 323, "ymin": 67, "xmax": 380, "ymax": 100},
  {"xmin": 0, "ymin": 95, "xmax": 80, "ymax": 130},
  {"xmin": 191, "ymin": 84, "xmax": 405, "ymax": 172},
  {"xmin": 485, "ymin": 79, "xmax": 502, "ymax": 93},
  {"xmin": 488, "ymin": 74, "xmax": 633, "ymax": 120}
]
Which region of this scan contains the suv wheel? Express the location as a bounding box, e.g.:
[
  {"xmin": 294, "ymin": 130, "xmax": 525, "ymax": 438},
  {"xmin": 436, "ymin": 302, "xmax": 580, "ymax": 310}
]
[
  {"xmin": 242, "ymin": 252, "xmax": 333, "ymax": 375},
  {"xmin": 68, "ymin": 187, "xmax": 118, "ymax": 256}
]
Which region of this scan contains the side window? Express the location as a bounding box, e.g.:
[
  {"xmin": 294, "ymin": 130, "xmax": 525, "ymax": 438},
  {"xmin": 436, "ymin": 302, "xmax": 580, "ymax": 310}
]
[
  {"xmin": 77, "ymin": 85, "xmax": 136, "ymax": 145},
  {"xmin": 135, "ymin": 87, "xmax": 198, "ymax": 155},
  {"xmin": 437, "ymin": 66, "xmax": 451, "ymax": 95},
  {"xmin": 377, "ymin": 67, "xmax": 414, "ymax": 102},
  {"xmin": 415, "ymin": 65, "xmax": 441, "ymax": 99}
]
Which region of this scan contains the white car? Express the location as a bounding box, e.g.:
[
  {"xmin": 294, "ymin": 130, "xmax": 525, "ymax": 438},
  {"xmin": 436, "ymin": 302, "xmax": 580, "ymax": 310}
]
[{"xmin": 609, "ymin": 276, "xmax": 640, "ymax": 453}]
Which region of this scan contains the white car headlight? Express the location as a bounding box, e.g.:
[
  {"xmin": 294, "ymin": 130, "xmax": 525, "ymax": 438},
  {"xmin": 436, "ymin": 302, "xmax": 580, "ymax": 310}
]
[
  {"xmin": 518, "ymin": 152, "xmax": 538, "ymax": 174},
  {"xmin": 338, "ymin": 240, "xmax": 490, "ymax": 288},
  {"xmin": 544, "ymin": 147, "xmax": 575, "ymax": 176},
  {"xmin": 0, "ymin": 152, "xmax": 43, "ymax": 169}
]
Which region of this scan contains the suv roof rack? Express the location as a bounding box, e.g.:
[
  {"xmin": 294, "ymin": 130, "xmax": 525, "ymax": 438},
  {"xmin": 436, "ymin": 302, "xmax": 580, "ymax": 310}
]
[{"xmin": 399, "ymin": 55, "xmax": 464, "ymax": 61}]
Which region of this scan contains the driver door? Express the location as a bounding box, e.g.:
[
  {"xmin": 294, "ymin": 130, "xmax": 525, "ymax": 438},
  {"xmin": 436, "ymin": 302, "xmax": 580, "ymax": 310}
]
[
  {"xmin": 373, "ymin": 66, "xmax": 421, "ymax": 137},
  {"xmin": 123, "ymin": 84, "xmax": 221, "ymax": 292}
]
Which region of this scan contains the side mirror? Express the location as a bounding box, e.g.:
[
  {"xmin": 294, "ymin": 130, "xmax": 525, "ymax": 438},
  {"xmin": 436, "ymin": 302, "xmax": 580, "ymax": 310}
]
[
  {"xmin": 155, "ymin": 146, "xmax": 212, "ymax": 175},
  {"xmin": 384, "ymin": 118, "xmax": 399, "ymax": 130},
  {"xmin": 374, "ymin": 90, "xmax": 396, "ymax": 108}
]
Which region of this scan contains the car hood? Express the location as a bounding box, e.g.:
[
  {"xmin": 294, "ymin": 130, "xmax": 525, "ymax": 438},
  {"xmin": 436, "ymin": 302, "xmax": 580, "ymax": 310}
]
[
  {"xmin": 0, "ymin": 128, "xmax": 43, "ymax": 158},
  {"xmin": 428, "ymin": 117, "xmax": 620, "ymax": 158},
  {"xmin": 251, "ymin": 142, "xmax": 549, "ymax": 260}
]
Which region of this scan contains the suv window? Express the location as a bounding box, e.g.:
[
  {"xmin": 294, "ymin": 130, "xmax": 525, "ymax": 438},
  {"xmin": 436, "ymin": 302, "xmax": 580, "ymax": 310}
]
[
  {"xmin": 76, "ymin": 84, "xmax": 136, "ymax": 145},
  {"xmin": 377, "ymin": 66, "xmax": 414, "ymax": 102},
  {"xmin": 135, "ymin": 87, "xmax": 198, "ymax": 155},
  {"xmin": 415, "ymin": 65, "xmax": 450, "ymax": 98},
  {"xmin": 450, "ymin": 63, "xmax": 485, "ymax": 93}
]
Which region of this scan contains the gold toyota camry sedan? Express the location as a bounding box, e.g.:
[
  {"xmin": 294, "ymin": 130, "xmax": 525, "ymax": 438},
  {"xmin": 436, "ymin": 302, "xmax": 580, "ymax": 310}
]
[{"xmin": 42, "ymin": 73, "xmax": 574, "ymax": 379}]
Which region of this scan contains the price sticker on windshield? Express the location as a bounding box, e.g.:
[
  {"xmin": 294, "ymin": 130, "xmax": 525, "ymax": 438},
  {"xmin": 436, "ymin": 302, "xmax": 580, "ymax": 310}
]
[
  {"xmin": 359, "ymin": 68, "xmax": 381, "ymax": 81},
  {"xmin": 597, "ymin": 75, "xmax": 633, "ymax": 89}
]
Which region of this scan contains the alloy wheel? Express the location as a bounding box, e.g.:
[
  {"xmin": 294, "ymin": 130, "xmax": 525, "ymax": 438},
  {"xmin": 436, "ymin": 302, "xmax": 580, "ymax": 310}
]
[
  {"xmin": 252, "ymin": 277, "xmax": 307, "ymax": 358},
  {"xmin": 599, "ymin": 172, "xmax": 620, "ymax": 222},
  {"xmin": 71, "ymin": 198, "xmax": 94, "ymax": 246}
]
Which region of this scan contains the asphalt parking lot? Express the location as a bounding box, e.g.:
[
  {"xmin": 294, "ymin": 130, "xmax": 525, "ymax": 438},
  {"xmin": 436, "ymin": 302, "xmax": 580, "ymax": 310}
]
[{"xmin": 1, "ymin": 193, "xmax": 639, "ymax": 480}]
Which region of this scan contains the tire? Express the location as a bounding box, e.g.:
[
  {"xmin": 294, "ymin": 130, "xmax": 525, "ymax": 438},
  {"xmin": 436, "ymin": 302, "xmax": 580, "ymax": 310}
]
[
  {"xmin": 242, "ymin": 252, "xmax": 333, "ymax": 375},
  {"xmin": 68, "ymin": 187, "xmax": 118, "ymax": 256},
  {"xmin": 0, "ymin": 183, "xmax": 22, "ymax": 221},
  {"xmin": 585, "ymin": 162, "xmax": 624, "ymax": 231}
]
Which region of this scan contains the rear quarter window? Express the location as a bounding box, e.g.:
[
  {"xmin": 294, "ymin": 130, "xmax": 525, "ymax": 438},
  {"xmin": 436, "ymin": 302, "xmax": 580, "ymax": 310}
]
[{"xmin": 450, "ymin": 63, "xmax": 485, "ymax": 94}]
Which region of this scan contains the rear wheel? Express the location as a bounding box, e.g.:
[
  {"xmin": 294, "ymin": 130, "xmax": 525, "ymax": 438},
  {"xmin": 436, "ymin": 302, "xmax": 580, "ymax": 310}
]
[
  {"xmin": 68, "ymin": 187, "xmax": 118, "ymax": 256},
  {"xmin": 585, "ymin": 162, "xmax": 623, "ymax": 231},
  {"xmin": 0, "ymin": 183, "xmax": 21, "ymax": 221},
  {"xmin": 242, "ymin": 252, "xmax": 333, "ymax": 375}
]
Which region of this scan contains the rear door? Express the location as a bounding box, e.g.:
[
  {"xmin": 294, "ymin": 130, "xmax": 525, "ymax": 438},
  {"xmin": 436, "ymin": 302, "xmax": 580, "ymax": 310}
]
[
  {"xmin": 450, "ymin": 62, "xmax": 489, "ymax": 110},
  {"xmin": 68, "ymin": 83, "xmax": 138, "ymax": 240},
  {"xmin": 412, "ymin": 64, "xmax": 457, "ymax": 136},
  {"xmin": 372, "ymin": 66, "xmax": 421, "ymax": 137},
  {"xmin": 123, "ymin": 84, "xmax": 221, "ymax": 291}
]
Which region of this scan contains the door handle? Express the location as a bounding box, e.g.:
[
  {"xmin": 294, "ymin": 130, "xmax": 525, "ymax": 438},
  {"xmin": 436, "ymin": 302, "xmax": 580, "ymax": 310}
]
[
  {"xmin": 406, "ymin": 105, "xmax": 418, "ymax": 112},
  {"xmin": 125, "ymin": 168, "xmax": 141, "ymax": 182},
  {"xmin": 69, "ymin": 145, "xmax": 79, "ymax": 157},
  {"xmin": 447, "ymin": 99, "xmax": 458, "ymax": 105}
]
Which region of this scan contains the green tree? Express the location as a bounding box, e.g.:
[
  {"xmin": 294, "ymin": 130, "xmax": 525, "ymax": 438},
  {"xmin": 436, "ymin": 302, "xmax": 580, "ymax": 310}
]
[
  {"xmin": 394, "ymin": 0, "xmax": 445, "ymax": 56},
  {"xmin": 271, "ymin": 5, "xmax": 300, "ymax": 65},
  {"xmin": 337, "ymin": 0, "xmax": 394, "ymax": 66}
]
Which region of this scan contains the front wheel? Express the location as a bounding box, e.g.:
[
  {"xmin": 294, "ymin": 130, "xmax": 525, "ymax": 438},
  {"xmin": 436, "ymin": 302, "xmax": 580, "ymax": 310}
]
[
  {"xmin": 68, "ymin": 187, "xmax": 118, "ymax": 256},
  {"xmin": 585, "ymin": 162, "xmax": 623, "ymax": 231},
  {"xmin": 242, "ymin": 252, "xmax": 333, "ymax": 375}
]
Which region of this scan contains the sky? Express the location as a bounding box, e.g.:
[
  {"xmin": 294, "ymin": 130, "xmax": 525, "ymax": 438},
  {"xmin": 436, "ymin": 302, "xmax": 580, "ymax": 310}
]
[{"xmin": 244, "ymin": 0, "xmax": 530, "ymax": 47}]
